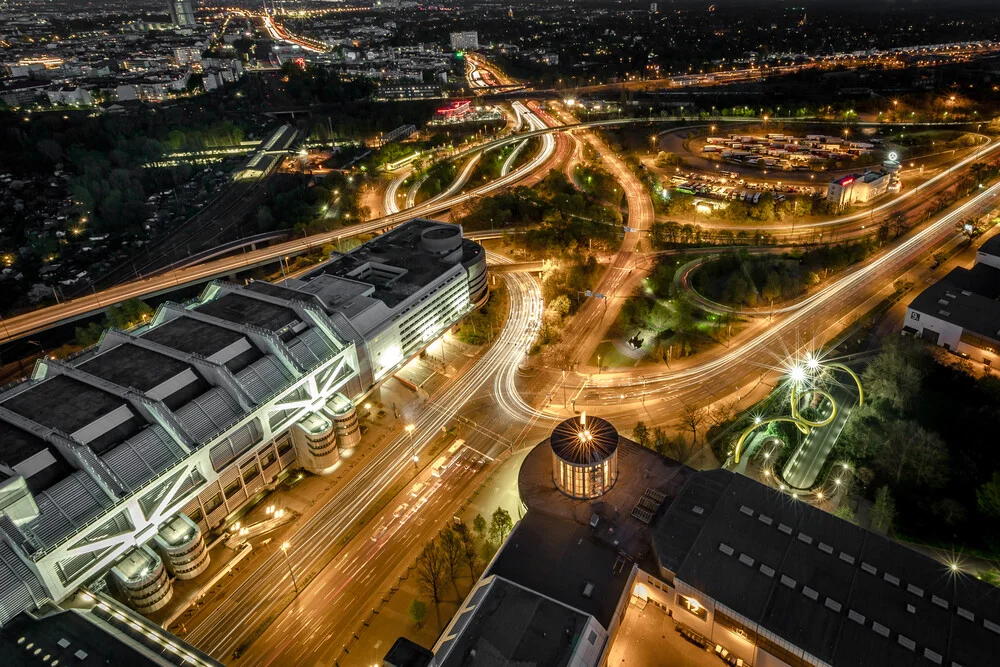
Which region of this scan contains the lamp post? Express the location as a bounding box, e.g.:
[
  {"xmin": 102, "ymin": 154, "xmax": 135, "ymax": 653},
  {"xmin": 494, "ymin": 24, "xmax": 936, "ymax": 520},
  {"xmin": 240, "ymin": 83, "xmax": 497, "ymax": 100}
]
[
  {"xmin": 405, "ymin": 423, "xmax": 417, "ymax": 469},
  {"xmin": 280, "ymin": 541, "xmax": 299, "ymax": 593}
]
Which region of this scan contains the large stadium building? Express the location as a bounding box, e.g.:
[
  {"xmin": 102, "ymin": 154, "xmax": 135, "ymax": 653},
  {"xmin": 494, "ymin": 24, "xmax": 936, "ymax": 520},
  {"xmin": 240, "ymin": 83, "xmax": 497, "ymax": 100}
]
[{"xmin": 0, "ymin": 219, "xmax": 486, "ymax": 626}]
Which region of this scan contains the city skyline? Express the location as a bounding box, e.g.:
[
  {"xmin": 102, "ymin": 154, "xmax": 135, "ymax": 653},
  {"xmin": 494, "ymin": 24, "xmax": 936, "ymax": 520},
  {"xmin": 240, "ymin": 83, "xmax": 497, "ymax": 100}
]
[{"xmin": 1, "ymin": 1, "xmax": 1000, "ymax": 666}]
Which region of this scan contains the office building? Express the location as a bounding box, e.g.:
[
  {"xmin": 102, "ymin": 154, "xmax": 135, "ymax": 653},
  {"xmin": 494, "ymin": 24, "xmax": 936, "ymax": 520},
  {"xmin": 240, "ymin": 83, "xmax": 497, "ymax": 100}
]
[
  {"xmin": 0, "ymin": 219, "xmax": 485, "ymax": 627},
  {"xmin": 391, "ymin": 416, "xmax": 1000, "ymax": 667},
  {"xmin": 167, "ymin": 0, "xmax": 196, "ymax": 28},
  {"xmin": 826, "ymin": 171, "xmax": 892, "ymax": 207},
  {"xmin": 904, "ymin": 235, "xmax": 1000, "ymax": 364},
  {"xmin": 449, "ymin": 31, "xmax": 479, "ymax": 51}
]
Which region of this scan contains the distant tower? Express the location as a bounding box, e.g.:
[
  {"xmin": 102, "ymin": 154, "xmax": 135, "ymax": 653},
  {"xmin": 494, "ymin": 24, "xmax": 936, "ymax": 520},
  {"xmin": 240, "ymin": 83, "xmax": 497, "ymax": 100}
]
[
  {"xmin": 508, "ymin": 6, "xmax": 513, "ymax": 18},
  {"xmin": 650, "ymin": 2, "xmax": 658, "ymax": 13},
  {"xmin": 168, "ymin": 0, "xmax": 196, "ymax": 27}
]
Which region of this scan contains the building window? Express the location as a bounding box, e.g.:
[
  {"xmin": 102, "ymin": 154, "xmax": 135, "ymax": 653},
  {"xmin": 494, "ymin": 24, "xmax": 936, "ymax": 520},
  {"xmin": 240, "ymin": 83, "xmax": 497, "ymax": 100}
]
[
  {"xmin": 588, "ymin": 630, "xmax": 598, "ymax": 645},
  {"xmin": 261, "ymin": 450, "xmax": 277, "ymax": 468},
  {"xmin": 204, "ymin": 493, "xmax": 223, "ymax": 514},
  {"xmin": 188, "ymin": 508, "xmax": 203, "ymax": 524},
  {"xmin": 242, "ymin": 462, "xmax": 260, "ymax": 484},
  {"xmin": 224, "ymin": 479, "xmax": 242, "ymax": 500},
  {"xmin": 277, "ymin": 436, "xmax": 293, "ymax": 457}
]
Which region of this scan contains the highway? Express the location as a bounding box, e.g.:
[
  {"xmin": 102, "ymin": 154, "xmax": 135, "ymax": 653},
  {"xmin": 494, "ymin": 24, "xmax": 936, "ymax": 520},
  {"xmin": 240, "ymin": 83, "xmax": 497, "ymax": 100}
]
[
  {"xmin": 2, "ymin": 111, "xmax": 996, "ymax": 348},
  {"xmin": 175, "ymin": 253, "xmax": 546, "ymax": 663},
  {"xmin": 571, "ymin": 179, "xmax": 1000, "ymax": 414},
  {"xmin": 0, "ymin": 110, "xmax": 559, "ymax": 344}
]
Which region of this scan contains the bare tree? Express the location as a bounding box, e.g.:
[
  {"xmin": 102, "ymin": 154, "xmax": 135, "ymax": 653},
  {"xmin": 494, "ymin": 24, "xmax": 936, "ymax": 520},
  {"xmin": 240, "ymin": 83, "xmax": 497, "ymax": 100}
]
[
  {"xmin": 439, "ymin": 527, "xmax": 464, "ymax": 595},
  {"xmin": 489, "ymin": 507, "xmax": 514, "ymax": 544},
  {"xmin": 871, "ymin": 486, "xmax": 896, "ymax": 534},
  {"xmin": 416, "ymin": 540, "xmax": 447, "ymax": 604},
  {"xmin": 676, "ymin": 403, "xmax": 707, "ymax": 444},
  {"xmin": 454, "ymin": 522, "xmax": 480, "ymax": 578},
  {"xmin": 708, "ymin": 399, "xmax": 739, "ymax": 428}
]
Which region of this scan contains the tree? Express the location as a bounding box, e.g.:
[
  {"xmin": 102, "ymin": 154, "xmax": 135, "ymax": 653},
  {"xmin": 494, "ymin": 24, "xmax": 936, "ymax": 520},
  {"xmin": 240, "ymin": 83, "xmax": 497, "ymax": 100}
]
[
  {"xmin": 861, "ymin": 341, "xmax": 924, "ymax": 413},
  {"xmin": 439, "ymin": 527, "xmax": 464, "ymax": 595},
  {"xmin": 489, "ymin": 507, "xmax": 514, "ymax": 544},
  {"xmin": 632, "ymin": 421, "xmax": 650, "ymax": 449},
  {"xmin": 455, "ymin": 522, "xmax": 479, "ymax": 578},
  {"xmin": 105, "ymin": 298, "xmax": 153, "ymax": 330},
  {"xmin": 761, "ymin": 270, "xmax": 781, "ymax": 304},
  {"xmin": 416, "ymin": 540, "xmax": 447, "ymax": 604},
  {"xmin": 932, "ymin": 498, "xmax": 966, "ymax": 527},
  {"xmin": 834, "ymin": 504, "xmax": 855, "ymax": 523},
  {"xmin": 472, "ymin": 513, "xmax": 487, "ymax": 539},
  {"xmin": 408, "ymin": 599, "xmax": 427, "ymax": 627},
  {"xmin": 549, "ymin": 294, "xmax": 571, "ymax": 318},
  {"xmin": 677, "ymin": 403, "xmax": 707, "ymax": 444},
  {"xmin": 977, "ymin": 472, "xmax": 1000, "ymax": 518},
  {"xmin": 871, "ymin": 486, "xmax": 896, "ymax": 534},
  {"xmin": 877, "ymin": 421, "xmax": 948, "ymax": 487}
]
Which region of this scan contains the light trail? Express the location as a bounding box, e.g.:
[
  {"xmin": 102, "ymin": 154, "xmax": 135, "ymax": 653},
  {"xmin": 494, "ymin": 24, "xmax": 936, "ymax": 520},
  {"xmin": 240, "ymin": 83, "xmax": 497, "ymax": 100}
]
[
  {"xmin": 181, "ymin": 252, "xmax": 544, "ymax": 660},
  {"xmin": 581, "ymin": 180, "xmax": 1000, "ymax": 401}
]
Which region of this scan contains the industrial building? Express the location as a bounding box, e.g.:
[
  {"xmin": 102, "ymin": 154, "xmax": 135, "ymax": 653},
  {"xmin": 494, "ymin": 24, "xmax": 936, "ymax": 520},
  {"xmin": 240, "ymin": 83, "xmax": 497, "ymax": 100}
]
[
  {"xmin": 167, "ymin": 0, "xmax": 196, "ymax": 28},
  {"xmin": 904, "ymin": 235, "xmax": 1000, "ymax": 365},
  {"xmin": 449, "ymin": 31, "xmax": 479, "ymax": 51},
  {"xmin": 0, "ymin": 219, "xmax": 486, "ymax": 627},
  {"xmin": 388, "ymin": 416, "xmax": 1000, "ymax": 667},
  {"xmin": 826, "ymin": 170, "xmax": 892, "ymax": 207}
]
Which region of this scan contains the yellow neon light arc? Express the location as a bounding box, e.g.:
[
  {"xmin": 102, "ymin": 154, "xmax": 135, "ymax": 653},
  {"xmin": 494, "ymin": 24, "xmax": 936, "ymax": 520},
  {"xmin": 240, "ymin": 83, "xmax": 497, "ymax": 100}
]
[
  {"xmin": 732, "ymin": 363, "xmax": 862, "ymax": 465},
  {"xmin": 790, "ymin": 386, "xmax": 838, "ymax": 428},
  {"xmin": 734, "ymin": 417, "xmax": 809, "ymax": 464},
  {"xmin": 826, "ymin": 362, "xmax": 864, "ymax": 406}
]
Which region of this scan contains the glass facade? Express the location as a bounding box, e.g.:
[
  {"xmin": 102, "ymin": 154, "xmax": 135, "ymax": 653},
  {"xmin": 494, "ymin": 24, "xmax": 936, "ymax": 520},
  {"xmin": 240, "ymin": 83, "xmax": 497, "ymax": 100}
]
[{"xmin": 552, "ymin": 451, "xmax": 618, "ymax": 499}]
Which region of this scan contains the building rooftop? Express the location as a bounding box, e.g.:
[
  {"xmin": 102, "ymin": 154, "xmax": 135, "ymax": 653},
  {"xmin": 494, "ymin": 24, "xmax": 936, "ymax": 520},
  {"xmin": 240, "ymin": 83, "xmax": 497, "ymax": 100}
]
[
  {"xmin": 519, "ymin": 437, "xmax": 693, "ymax": 562},
  {"xmin": 549, "ymin": 415, "xmax": 619, "ymax": 465},
  {"xmin": 1, "ymin": 376, "xmax": 142, "ymax": 454},
  {"xmin": 0, "ymin": 422, "xmax": 73, "ymax": 493},
  {"xmin": 79, "ymin": 343, "xmax": 199, "ymax": 394},
  {"xmin": 653, "ymin": 469, "xmax": 1000, "ymax": 667},
  {"xmin": 142, "ymin": 316, "xmax": 245, "ymax": 358},
  {"xmin": 977, "ymin": 234, "xmax": 1000, "ymax": 259},
  {"xmin": 908, "ymin": 264, "xmax": 1000, "ymax": 341},
  {"xmin": 435, "ymin": 576, "xmax": 595, "ymax": 667},
  {"xmin": 303, "ymin": 218, "xmax": 481, "ymax": 308},
  {"xmin": 195, "ymin": 293, "xmax": 299, "ymax": 334},
  {"xmin": 486, "ymin": 511, "xmax": 628, "ymax": 629}
]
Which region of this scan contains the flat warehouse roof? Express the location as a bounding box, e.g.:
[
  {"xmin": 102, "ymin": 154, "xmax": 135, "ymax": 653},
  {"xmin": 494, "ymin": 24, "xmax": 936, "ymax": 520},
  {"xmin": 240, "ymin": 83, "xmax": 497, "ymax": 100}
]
[
  {"xmin": 653, "ymin": 469, "xmax": 1000, "ymax": 667},
  {"xmin": 79, "ymin": 343, "xmax": 196, "ymax": 392},
  {"xmin": 196, "ymin": 293, "xmax": 298, "ymax": 332},
  {"xmin": 142, "ymin": 316, "xmax": 247, "ymax": 357},
  {"xmin": 1, "ymin": 375, "xmax": 131, "ymax": 436}
]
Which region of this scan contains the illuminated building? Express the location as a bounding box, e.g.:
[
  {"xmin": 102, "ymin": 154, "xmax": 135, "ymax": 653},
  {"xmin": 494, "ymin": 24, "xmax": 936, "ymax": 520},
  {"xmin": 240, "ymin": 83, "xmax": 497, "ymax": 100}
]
[
  {"xmin": 449, "ymin": 31, "xmax": 479, "ymax": 51},
  {"xmin": 904, "ymin": 237, "xmax": 1000, "ymax": 365},
  {"xmin": 825, "ymin": 170, "xmax": 891, "ymax": 207},
  {"xmin": 0, "ymin": 219, "xmax": 485, "ymax": 626},
  {"xmin": 649, "ymin": 470, "xmax": 1000, "ymax": 667},
  {"xmin": 434, "ymin": 100, "xmax": 472, "ymax": 120},
  {"xmin": 389, "ymin": 423, "xmax": 1000, "ymax": 667},
  {"xmin": 549, "ymin": 414, "xmax": 619, "ymax": 499},
  {"xmin": 167, "ymin": 0, "xmax": 196, "ymax": 28}
]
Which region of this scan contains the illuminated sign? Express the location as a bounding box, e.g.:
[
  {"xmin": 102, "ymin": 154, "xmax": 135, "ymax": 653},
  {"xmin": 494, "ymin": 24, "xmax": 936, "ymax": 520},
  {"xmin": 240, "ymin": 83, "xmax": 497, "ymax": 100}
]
[
  {"xmin": 679, "ymin": 594, "xmax": 708, "ymax": 620},
  {"xmin": 840, "ymin": 177, "xmax": 855, "ymax": 186},
  {"xmin": 888, "ymin": 152, "xmax": 898, "ymax": 161}
]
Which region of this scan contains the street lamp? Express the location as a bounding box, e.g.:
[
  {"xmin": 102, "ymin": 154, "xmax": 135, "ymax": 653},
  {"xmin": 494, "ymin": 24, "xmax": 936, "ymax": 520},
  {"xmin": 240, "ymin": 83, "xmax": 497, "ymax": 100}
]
[
  {"xmin": 405, "ymin": 423, "xmax": 417, "ymax": 468},
  {"xmin": 280, "ymin": 541, "xmax": 299, "ymax": 593}
]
